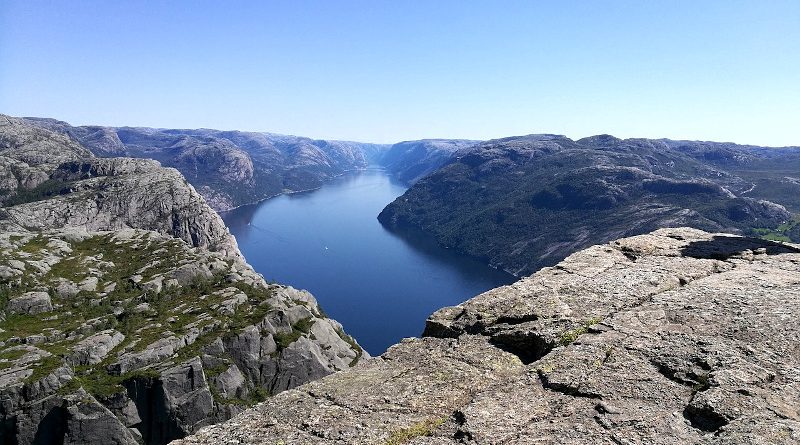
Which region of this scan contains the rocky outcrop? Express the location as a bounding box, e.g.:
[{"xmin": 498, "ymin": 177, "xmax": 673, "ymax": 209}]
[
  {"xmin": 6, "ymin": 292, "xmax": 52, "ymax": 315},
  {"xmin": 3, "ymin": 157, "xmax": 239, "ymax": 256},
  {"xmin": 379, "ymin": 134, "xmax": 800, "ymax": 276},
  {"xmin": 22, "ymin": 116, "xmax": 491, "ymax": 211},
  {"xmin": 174, "ymin": 228, "xmax": 800, "ymax": 444},
  {"xmin": 0, "ymin": 229, "xmax": 366, "ymax": 445},
  {"xmin": 0, "ymin": 115, "xmax": 240, "ymax": 257},
  {"xmin": 0, "ymin": 115, "xmax": 91, "ymax": 207}
]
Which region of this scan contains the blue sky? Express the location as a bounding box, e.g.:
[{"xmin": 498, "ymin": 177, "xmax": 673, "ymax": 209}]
[{"xmin": 1, "ymin": 1, "xmax": 798, "ymax": 145}]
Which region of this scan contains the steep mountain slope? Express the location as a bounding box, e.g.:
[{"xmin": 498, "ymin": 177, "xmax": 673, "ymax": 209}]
[
  {"xmin": 175, "ymin": 228, "xmax": 800, "ymax": 444},
  {"xmin": 379, "ymin": 134, "xmax": 799, "ymax": 276},
  {"xmin": 375, "ymin": 139, "xmax": 478, "ymax": 183},
  {"xmin": 0, "ymin": 116, "xmax": 92, "ymax": 201},
  {"xmin": 1, "ymin": 116, "xmax": 238, "ymax": 256},
  {"xmin": 24, "ymin": 118, "xmax": 388, "ymax": 211},
  {"xmin": 0, "ymin": 116, "xmax": 365, "ymax": 444},
  {"xmin": 661, "ymin": 138, "xmax": 800, "ymax": 212}
]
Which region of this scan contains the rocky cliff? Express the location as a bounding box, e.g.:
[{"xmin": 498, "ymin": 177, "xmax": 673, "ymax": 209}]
[
  {"xmin": 1, "ymin": 115, "xmax": 238, "ymax": 257},
  {"xmin": 0, "ymin": 116, "xmax": 365, "ymax": 444},
  {"xmin": 24, "ymin": 118, "xmax": 389, "ymax": 211},
  {"xmin": 174, "ymin": 227, "xmax": 800, "ymax": 444},
  {"xmin": 379, "ymin": 134, "xmax": 800, "ymax": 276}
]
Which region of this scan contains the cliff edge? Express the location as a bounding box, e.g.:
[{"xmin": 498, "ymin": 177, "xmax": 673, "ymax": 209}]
[
  {"xmin": 175, "ymin": 228, "xmax": 800, "ymax": 444},
  {"xmin": 0, "ymin": 116, "xmax": 366, "ymax": 444}
]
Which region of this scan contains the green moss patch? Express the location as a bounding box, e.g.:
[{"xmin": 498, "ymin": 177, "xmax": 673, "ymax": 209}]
[
  {"xmin": 558, "ymin": 317, "xmax": 603, "ymax": 346},
  {"xmin": 384, "ymin": 417, "xmax": 446, "ymax": 445}
]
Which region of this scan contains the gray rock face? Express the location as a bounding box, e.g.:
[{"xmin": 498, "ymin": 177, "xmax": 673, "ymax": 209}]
[
  {"xmin": 6, "ymin": 291, "xmax": 53, "ymax": 315},
  {"xmin": 21, "ymin": 115, "xmax": 505, "ymax": 213},
  {"xmin": 4, "ymin": 157, "xmax": 239, "ymax": 257},
  {"xmin": 0, "ymin": 116, "xmax": 91, "ymax": 168},
  {"xmin": 0, "ymin": 116, "xmax": 240, "ymax": 257},
  {"xmin": 68, "ymin": 330, "xmax": 125, "ymax": 366},
  {"xmin": 63, "ymin": 389, "xmax": 140, "ymax": 445},
  {"xmin": 379, "ymin": 134, "xmax": 800, "ymax": 276},
  {"xmin": 174, "ymin": 228, "xmax": 800, "ymax": 444},
  {"xmin": 159, "ymin": 358, "xmax": 215, "ymax": 434}
]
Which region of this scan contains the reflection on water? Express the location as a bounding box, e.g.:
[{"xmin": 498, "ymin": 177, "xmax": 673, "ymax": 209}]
[{"xmin": 222, "ymin": 169, "xmax": 515, "ymax": 355}]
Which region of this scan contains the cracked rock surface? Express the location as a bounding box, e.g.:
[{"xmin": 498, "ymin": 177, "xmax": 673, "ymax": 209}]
[{"xmin": 175, "ymin": 228, "xmax": 800, "ymax": 444}]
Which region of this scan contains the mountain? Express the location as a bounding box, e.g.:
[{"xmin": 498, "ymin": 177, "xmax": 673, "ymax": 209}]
[
  {"xmin": 20, "ymin": 116, "xmax": 494, "ymax": 213},
  {"xmin": 379, "ymin": 134, "xmax": 800, "ymax": 276},
  {"xmin": 374, "ymin": 139, "xmax": 479, "ymax": 183},
  {"xmin": 24, "ymin": 118, "xmax": 389, "ymax": 211},
  {"xmin": 174, "ymin": 228, "xmax": 800, "ymax": 444},
  {"xmin": 0, "ymin": 116, "xmax": 365, "ymax": 444}
]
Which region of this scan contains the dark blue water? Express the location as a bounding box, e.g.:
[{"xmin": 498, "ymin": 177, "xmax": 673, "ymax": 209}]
[{"xmin": 222, "ymin": 169, "xmax": 515, "ymax": 355}]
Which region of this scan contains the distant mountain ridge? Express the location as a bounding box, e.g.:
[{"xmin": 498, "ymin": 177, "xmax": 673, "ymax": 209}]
[
  {"xmin": 18, "ymin": 115, "xmax": 800, "ymax": 275},
  {"xmin": 374, "ymin": 139, "xmax": 479, "ymax": 183},
  {"xmin": 379, "ymin": 133, "xmax": 800, "ymax": 276},
  {"xmin": 24, "ymin": 117, "xmax": 389, "ymax": 211}
]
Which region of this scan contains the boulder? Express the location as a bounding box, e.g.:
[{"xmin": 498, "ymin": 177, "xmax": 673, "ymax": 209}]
[
  {"xmin": 159, "ymin": 358, "xmax": 215, "ymax": 435},
  {"xmin": 55, "ymin": 279, "xmax": 80, "ymax": 298},
  {"xmin": 210, "ymin": 365, "xmax": 246, "ymax": 400},
  {"xmin": 7, "ymin": 292, "xmax": 52, "ymax": 315},
  {"xmin": 63, "ymin": 389, "xmax": 139, "ymax": 445},
  {"xmin": 68, "ymin": 330, "xmax": 125, "ymax": 366}
]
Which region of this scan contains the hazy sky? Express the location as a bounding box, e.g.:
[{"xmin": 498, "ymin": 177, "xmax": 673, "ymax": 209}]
[{"xmin": 1, "ymin": 1, "xmax": 798, "ymax": 145}]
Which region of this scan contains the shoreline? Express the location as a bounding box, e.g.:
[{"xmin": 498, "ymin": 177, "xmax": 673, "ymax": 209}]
[{"xmin": 215, "ymin": 166, "xmax": 396, "ymax": 214}]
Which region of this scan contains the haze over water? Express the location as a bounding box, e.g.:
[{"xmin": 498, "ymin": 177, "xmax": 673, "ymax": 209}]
[{"xmin": 222, "ymin": 169, "xmax": 515, "ymax": 354}]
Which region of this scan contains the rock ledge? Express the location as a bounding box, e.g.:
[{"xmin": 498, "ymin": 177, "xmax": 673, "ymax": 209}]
[{"xmin": 175, "ymin": 228, "xmax": 800, "ymax": 444}]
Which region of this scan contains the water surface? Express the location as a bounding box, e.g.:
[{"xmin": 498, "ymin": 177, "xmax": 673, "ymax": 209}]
[{"xmin": 223, "ymin": 169, "xmax": 515, "ymax": 354}]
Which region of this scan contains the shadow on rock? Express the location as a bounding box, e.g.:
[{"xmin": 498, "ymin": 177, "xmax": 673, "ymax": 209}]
[{"xmin": 680, "ymin": 235, "xmax": 800, "ymax": 260}]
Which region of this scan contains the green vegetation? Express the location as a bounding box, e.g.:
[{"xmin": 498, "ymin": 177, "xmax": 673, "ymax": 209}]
[
  {"xmin": 4, "ymin": 179, "xmax": 75, "ymax": 206},
  {"xmin": 19, "ymin": 235, "xmax": 49, "ymax": 253},
  {"xmin": 60, "ymin": 367, "xmax": 161, "ymax": 398},
  {"xmin": 336, "ymin": 327, "xmax": 364, "ymax": 367},
  {"xmin": 211, "ymin": 384, "xmax": 271, "ymax": 407},
  {"xmin": 273, "ymin": 330, "xmax": 302, "ymax": 350},
  {"xmin": 23, "ymin": 354, "xmax": 64, "ymax": 384},
  {"xmin": 384, "ymin": 417, "xmax": 446, "ymax": 445},
  {"xmin": 558, "ymin": 317, "xmax": 603, "ymax": 347},
  {"xmin": 751, "ymin": 215, "xmax": 800, "ymax": 243},
  {"xmin": 293, "ymin": 317, "xmax": 314, "ymax": 334},
  {"xmin": 0, "ymin": 348, "xmax": 28, "ymax": 370},
  {"xmin": 274, "ymin": 317, "xmax": 315, "ymax": 350},
  {"xmin": 0, "ymin": 282, "xmax": 10, "ymax": 312},
  {"xmin": 1, "ymin": 231, "xmax": 284, "ymax": 403}
]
